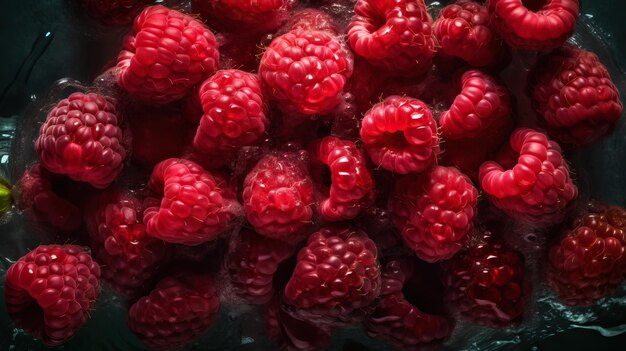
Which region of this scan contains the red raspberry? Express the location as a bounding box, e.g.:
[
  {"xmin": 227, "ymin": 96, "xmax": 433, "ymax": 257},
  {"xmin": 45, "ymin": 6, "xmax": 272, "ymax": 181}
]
[
  {"xmin": 13, "ymin": 164, "xmax": 82, "ymax": 232},
  {"xmin": 4, "ymin": 245, "xmax": 101, "ymax": 346},
  {"xmin": 35, "ymin": 92, "xmax": 125, "ymax": 189},
  {"xmin": 479, "ymin": 128, "xmax": 578, "ymax": 224},
  {"xmin": 193, "ymin": 70, "xmax": 268, "ymax": 157},
  {"xmin": 282, "ymin": 8, "xmax": 339, "ymax": 35},
  {"xmin": 433, "ymin": 1, "xmax": 507, "ymax": 68},
  {"xmin": 528, "ymin": 45, "xmax": 623, "ymax": 146},
  {"xmin": 309, "ymin": 136, "xmax": 376, "ymax": 222},
  {"xmin": 348, "ymin": 0, "xmax": 436, "ymax": 77},
  {"xmin": 259, "ymin": 28, "xmax": 353, "ymax": 115},
  {"xmin": 116, "ymin": 5, "xmax": 219, "ymax": 104},
  {"xmin": 390, "ymin": 166, "xmax": 478, "ymax": 262},
  {"xmin": 284, "ymin": 226, "xmax": 381, "ymax": 325},
  {"xmin": 85, "ymin": 191, "xmax": 169, "ymax": 297},
  {"xmin": 128, "ymin": 272, "xmax": 221, "ymax": 350},
  {"xmin": 144, "ymin": 158, "xmax": 242, "ymax": 245},
  {"xmin": 487, "ymin": 0, "xmax": 579, "ymax": 50},
  {"xmin": 443, "ymin": 234, "xmax": 531, "ymax": 327},
  {"xmin": 192, "ymin": 0, "xmax": 293, "ymax": 33},
  {"xmin": 243, "ymin": 153, "xmax": 315, "ymax": 243},
  {"xmin": 226, "ymin": 229, "xmax": 293, "ymax": 304},
  {"xmin": 78, "ymin": 0, "xmax": 153, "ymax": 26},
  {"xmin": 548, "ymin": 201, "xmax": 626, "ymax": 306},
  {"xmin": 360, "ymin": 96, "xmax": 440, "ymax": 175}
]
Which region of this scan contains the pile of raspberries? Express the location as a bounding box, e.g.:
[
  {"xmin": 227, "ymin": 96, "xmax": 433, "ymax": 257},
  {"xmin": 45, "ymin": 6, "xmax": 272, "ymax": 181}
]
[{"xmin": 2, "ymin": 0, "xmax": 625, "ymax": 350}]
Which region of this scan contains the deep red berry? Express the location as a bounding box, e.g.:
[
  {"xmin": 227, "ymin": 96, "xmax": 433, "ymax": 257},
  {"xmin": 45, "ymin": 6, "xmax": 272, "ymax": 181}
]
[
  {"xmin": 192, "ymin": 0, "xmax": 293, "ymax": 33},
  {"xmin": 144, "ymin": 158, "xmax": 242, "ymax": 245},
  {"xmin": 4, "ymin": 245, "xmax": 101, "ymax": 346},
  {"xmin": 528, "ymin": 45, "xmax": 623, "ymax": 146},
  {"xmin": 282, "ymin": 8, "xmax": 339, "ymax": 35},
  {"xmin": 78, "ymin": 0, "xmax": 153, "ymax": 26},
  {"xmin": 360, "ymin": 96, "xmax": 439, "ymax": 175},
  {"xmin": 479, "ymin": 128, "xmax": 578, "ymax": 224},
  {"xmin": 117, "ymin": 5, "xmax": 219, "ymax": 104},
  {"xmin": 35, "ymin": 92, "xmax": 125, "ymax": 189}
]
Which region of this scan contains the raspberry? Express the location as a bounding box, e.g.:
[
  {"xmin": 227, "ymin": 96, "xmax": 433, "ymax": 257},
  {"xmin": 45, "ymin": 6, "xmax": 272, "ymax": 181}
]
[
  {"xmin": 487, "ymin": 0, "xmax": 579, "ymax": 50},
  {"xmin": 192, "ymin": 0, "xmax": 293, "ymax": 33},
  {"xmin": 85, "ymin": 191, "xmax": 168, "ymax": 297},
  {"xmin": 78, "ymin": 0, "xmax": 153, "ymax": 26},
  {"xmin": 282, "ymin": 8, "xmax": 339, "ymax": 35},
  {"xmin": 284, "ymin": 226, "xmax": 381, "ymax": 325},
  {"xmin": 116, "ymin": 5, "xmax": 219, "ymax": 104},
  {"xmin": 309, "ymin": 136, "xmax": 376, "ymax": 222},
  {"xmin": 259, "ymin": 28, "xmax": 353, "ymax": 115},
  {"xmin": 348, "ymin": 0, "xmax": 436, "ymax": 77},
  {"xmin": 390, "ymin": 166, "xmax": 478, "ymax": 262},
  {"xmin": 144, "ymin": 158, "xmax": 242, "ymax": 245},
  {"xmin": 528, "ymin": 45, "xmax": 623, "ymax": 146},
  {"xmin": 360, "ymin": 96, "xmax": 440, "ymax": 175},
  {"xmin": 193, "ymin": 70, "xmax": 268, "ymax": 157},
  {"xmin": 4, "ymin": 245, "xmax": 101, "ymax": 346},
  {"xmin": 35, "ymin": 92, "xmax": 125, "ymax": 189},
  {"xmin": 226, "ymin": 229, "xmax": 293, "ymax": 304},
  {"xmin": 478, "ymin": 128, "xmax": 578, "ymax": 224},
  {"xmin": 242, "ymin": 153, "xmax": 315, "ymax": 243},
  {"xmin": 443, "ymin": 234, "xmax": 531, "ymax": 327},
  {"xmin": 548, "ymin": 201, "xmax": 626, "ymax": 306},
  {"xmin": 13, "ymin": 164, "xmax": 82, "ymax": 233},
  {"xmin": 433, "ymin": 1, "xmax": 507, "ymax": 68},
  {"xmin": 128, "ymin": 272, "xmax": 221, "ymax": 349}
]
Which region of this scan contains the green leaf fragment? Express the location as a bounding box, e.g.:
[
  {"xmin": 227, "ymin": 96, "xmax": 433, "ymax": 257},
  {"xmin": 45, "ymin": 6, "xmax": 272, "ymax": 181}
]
[{"xmin": 0, "ymin": 177, "xmax": 11, "ymax": 214}]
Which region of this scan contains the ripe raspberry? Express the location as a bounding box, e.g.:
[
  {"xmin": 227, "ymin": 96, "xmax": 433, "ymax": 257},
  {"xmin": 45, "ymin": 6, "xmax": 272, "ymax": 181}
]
[
  {"xmin": 284, "ymin": 226, "xmax": 381, "ymax": 325},
  {"xmin": 85, "ymin": 191, "xmax": 168, "ymax": 297},
  {"xmin": 360, "ymin": 96, "xmax": 440, "ymax": 175},
  {"xmin": 389, "ymin": 166, "xmax": 478, "ymax": 262},
  {"xmin": 192, "ymin": 0, "xmax": 293, "ymax": 33},
  {"xmin": 35, "ymin": 92, "xmax": 125, "ymax": 189},
  {"xmin": 433, "ymin": 1, "xmax": 507, "ymax": 68},
  {"xmin": 443, "ymin": 234, "xmax": 531, "ymax": 327},
  {"xmin": 528, "ymin": 45, "xmax": 623, "ymax": 146},
  {"xmin": 193, "ymin": 70, "xmax": 268, "ymax": 157},
  {"xmin": 128, "ymin": 272, "xmax": 221, "ymax": 350},
  {"xmin": 144, "ymin": 158, "xmax": 242, "ymax": 246},
  {"xmin": 348, "ymin": 0, "xmax": 436, "ymax": 77},
  {"xmin": 548, "ymin": 201, "xmax": 626, "ymax": 306},
  {"xmin": 309, "ymin": 136, "xmax": 376, "ymax": 222},
  {"xmin": 479, "ymin": 128, "xmax": 578, "ymax": 224},
  {"xmin": 4, "ymin": 245, "xmax": 101, "ymax": 346},
  {"xmin": 259, "ymin": 28, "xmax": 353, "ymax": 115},
  {"xmin": 226, "ymin": 229, "xmax": 293, "ymax": 304},
  {"xmin": 487, "ymin": 0, "xmax": 579, "ymax": 50},
  {"xmin": 282, "ymin": 8, "xmax": 339, "ymax": 35},
  {"xmin": 78, "ymin": 0, "xmax": 153, "ymax": 26},
  {"xmin": 116, "ymin": 5, "xmax": 219, "ymax": 104},
  {"xmin": 13, "ymin": 164, "xmax": 82, "ymax": 232}
]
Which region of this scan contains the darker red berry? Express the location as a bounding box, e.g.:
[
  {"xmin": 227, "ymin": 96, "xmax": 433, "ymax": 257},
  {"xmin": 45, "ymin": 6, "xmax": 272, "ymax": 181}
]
[{"xmin": 192, "ymin": 0, "xmax": 294, "ymax": 33}]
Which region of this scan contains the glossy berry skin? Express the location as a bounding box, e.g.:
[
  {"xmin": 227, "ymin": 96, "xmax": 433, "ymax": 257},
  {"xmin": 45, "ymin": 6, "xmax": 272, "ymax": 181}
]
[
  {"xmin": 360, "ymin": 96, "xmax": 439, "ymax": 175},
  {"xmin": 309, "ymin": 136, "xmax": 376, "ymax": 222},
  {"xmin": 528, "ymin": 45, "xmax": 623, "ymax": 146},
  {"xmin": 4, "ymin": 245, "xmax": 101, "ymax": 346},
  {"xmin": 282, "ymin": 8, "xmax": 339, "ymax": 35},
  {"xmin": 548, "ymin": 201, "xmax": 626, "ymax": 306},
  {"xmin": 144, "ymin": 158, "xmax": 242, "ymax": 246},
  {"xmin": 193, "ymin": 70, "xmax": 268, "ymax": 157},
  {"xmin": 78, "ymin": 0, "xmax": 153, "ymax": 26},
  {"xmin": 35, "ymin": 92, "xmax": 125, "ymax": 189},
  {"xmin": 487, "ymin": 0, "xmax": 579, "ymax": 50},
  {"xmin": 348, "ymin": 0, "xmax": 436, "ymax": 77},
  {"xmin": 479, "ymin": 128, "xmax": 578, "ymax": 224},
  {"xmin": 243, "ymin": 153, "xmax": 315, "ymax": 243},
  {"xmin": 443, "ymin": 236, "xmax": 531, "ymax": 327},
  {"xmin": 284, "ymin": 226, "xmax": 381, "ymax": 325},
  {"xmin": 85, "ymin": 191, "xmax": 168, "ymax": 297},
  {"xmin": 433, "ymin": 1, "xmax": 507, "ymax": 67},
  {"xmin": 259, "ymin": 29, "xmax": 353, "ymax": 115},
  {"xmin": 14, "ymin": 164, "xmax": 82, "ymax": 233},
  {"xmin": 117, "ymin": 5, "xmax": 219, "ymax": 104},
  {"xmin": 192, "ymin": 0, "xmax": 293, "ymax": 33},
  {"xmin": 390, "ymin": 166, "xmax": 478, "ymax": 262},
  {"xmin": 227, "ymin": 229, "xmax": 293, "ymax": 304},
  {"xmin": 128, "ymin": 272, "xmax": 221, "ymax": 350}
]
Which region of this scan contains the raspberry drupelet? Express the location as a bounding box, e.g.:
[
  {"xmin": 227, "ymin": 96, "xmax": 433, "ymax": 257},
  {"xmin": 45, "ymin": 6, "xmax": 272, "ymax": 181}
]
[
  {"xmin": 192, "ymin": 0, "xmax": 294, "ymax": 33},
  {"xmin": 360, "ymin": 96, "xmax": 440, "ymax": 175},
  {"xmin": 282, "ymin": 8, "xmax": 339, "ymax": 35},
  {"xmin": 116, "ymin": 5, "xmax": 219, "ymax": 104},
  {"xmin": 35, "ymin": 92, "xmax": 125, "ymax": 189},
  {"xmin": 479, "ymin": 128, "xmax": 578, "ymax": 224},
  {"xmin": 4, "ymin": 245, "xmax": 101, "ymax": 346}
]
